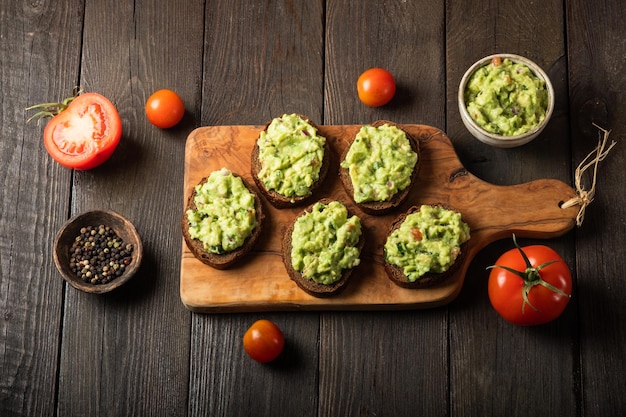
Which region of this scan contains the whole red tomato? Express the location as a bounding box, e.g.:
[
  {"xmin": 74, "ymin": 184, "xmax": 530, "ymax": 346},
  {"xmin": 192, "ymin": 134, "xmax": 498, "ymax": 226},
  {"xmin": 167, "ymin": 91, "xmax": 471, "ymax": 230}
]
[
  {"xmin": 488, "ymin": 235, "xmax": 572, "ymax": 326},
  {"xmin": 145, "ymin": 89, "xmax": 185, "ymax": 129},
  {"xmin": 27, "ymin": 91, "xmax": 122, "ymax": 170},
  {"xmin": 243, "ymin": 319, "xmax": 284, "ymax": 363},
  {"xmin": 357, "ymin": 68, "xmax": 396, "ymax": 107}
]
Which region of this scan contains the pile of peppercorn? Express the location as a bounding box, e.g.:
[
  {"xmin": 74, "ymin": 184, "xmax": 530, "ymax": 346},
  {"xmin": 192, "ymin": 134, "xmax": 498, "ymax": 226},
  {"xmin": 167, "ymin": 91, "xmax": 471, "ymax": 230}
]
[{"xmin": 69, "ymin": 225, "xmax": 134, "ymax": 285}]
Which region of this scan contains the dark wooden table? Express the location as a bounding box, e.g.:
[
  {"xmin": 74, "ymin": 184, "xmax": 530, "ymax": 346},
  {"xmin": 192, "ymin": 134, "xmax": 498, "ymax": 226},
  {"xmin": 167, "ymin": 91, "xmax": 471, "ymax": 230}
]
[{"xmin": 2, "ymin": 1, "xmax": 625, "ymax": 416}]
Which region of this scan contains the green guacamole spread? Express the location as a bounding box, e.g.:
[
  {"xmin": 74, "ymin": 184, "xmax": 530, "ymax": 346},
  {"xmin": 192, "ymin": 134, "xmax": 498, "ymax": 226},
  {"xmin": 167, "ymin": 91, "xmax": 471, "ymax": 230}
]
[
  {"xmin": 384, "ymin": 205, "xmax": 470, "ymax": 282},
  {"xmin": 340, "ymin": 124, "xmax": 418, "ymax": 203},
  {"xmin": 186, "ymin": 168, "xmax": 258, "ymax": 254},
  {"xmin": 257, "ymin": 113, "xmax": 326, "ymax": 201},
  {"xmin": 464, "ymin": 57, "xmax": 548, "ymax": 136},
  {"xmin": 291, "ymin": 201, "xmax": 362, "ymax": 285}
]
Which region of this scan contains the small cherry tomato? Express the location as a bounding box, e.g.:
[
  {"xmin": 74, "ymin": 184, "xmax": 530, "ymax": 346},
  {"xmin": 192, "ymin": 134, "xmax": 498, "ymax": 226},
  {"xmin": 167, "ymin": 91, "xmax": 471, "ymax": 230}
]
[
  {"xmin": 26, "ymin": 91, "xmax": 122, "ymax": 170},
  {"xmin": 357, "ymin": 67, "xmax": 396, "ymax": 107},
  {"xmin": 145, "ymin": 89, "xmax": 185, "ymax": 128},
  {"xmin": 488, "ymin": 235, "xmax": 572, "ymax": 326},
  {"xmin": 243, "ymin": 319, "xmax": 284, "ymax": 363}
]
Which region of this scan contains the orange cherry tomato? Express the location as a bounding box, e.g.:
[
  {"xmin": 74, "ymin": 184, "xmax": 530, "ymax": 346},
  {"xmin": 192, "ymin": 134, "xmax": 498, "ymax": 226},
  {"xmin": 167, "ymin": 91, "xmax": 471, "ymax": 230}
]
[
  {"xmin": 243, "ymin": 319, "xmax": 284, "ymax": 363},
  {"xmin": 145, "ymin": 89, "xmax": 185, "ymax": 128},
  {"xmin": 357, "ymin": 68, "xmax": 396, "ymax": 107}
]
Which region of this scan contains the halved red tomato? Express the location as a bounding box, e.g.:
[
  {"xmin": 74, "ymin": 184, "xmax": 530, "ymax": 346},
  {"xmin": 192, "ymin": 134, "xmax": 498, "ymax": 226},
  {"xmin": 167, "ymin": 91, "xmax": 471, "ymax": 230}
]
[{"xmin": 28, "ymin": 91, "xmax": 122, "ymax": 170}]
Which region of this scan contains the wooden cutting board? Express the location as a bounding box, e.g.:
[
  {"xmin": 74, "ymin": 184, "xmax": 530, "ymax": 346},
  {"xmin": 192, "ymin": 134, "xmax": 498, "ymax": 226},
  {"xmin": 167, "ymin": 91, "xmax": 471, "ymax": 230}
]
[{"xmin": 181, "ymin": 124, "xmax": 579, "ymax": 313}]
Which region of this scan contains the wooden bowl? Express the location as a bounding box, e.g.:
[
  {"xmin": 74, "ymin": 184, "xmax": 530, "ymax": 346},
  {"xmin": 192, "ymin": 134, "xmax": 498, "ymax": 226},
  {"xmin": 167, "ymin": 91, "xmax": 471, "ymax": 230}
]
[{"xmin": 53, "ymin": 210, "xmax": 143, "ymax": 294}]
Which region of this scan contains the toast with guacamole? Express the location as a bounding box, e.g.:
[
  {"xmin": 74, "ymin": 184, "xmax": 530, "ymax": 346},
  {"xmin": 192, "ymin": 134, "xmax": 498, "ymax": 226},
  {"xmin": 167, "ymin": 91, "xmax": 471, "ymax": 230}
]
[
  {"xmin": 182, "ymin": 168, "xmax": 265, "ymax": 269},
  {"xmin": 283, "ymin": 199, "xmax": 363, "ymax": 297},
  {"xmin": 339, "ymin": 120, "xmax": 420, "ymax": 215},
  {"xmin": 384, "ymin": 204, "xmax": 470, "ymax": 288},
  {"xmin": 251, "ymin": 113, "xmax": 330, "ymax": 209}
]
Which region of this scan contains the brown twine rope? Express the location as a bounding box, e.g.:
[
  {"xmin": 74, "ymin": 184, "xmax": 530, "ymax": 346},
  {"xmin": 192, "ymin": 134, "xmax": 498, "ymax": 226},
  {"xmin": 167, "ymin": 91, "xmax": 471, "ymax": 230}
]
[{"xmin": 561, "ymin": 124, "xmax": 617, "ymax": 226}]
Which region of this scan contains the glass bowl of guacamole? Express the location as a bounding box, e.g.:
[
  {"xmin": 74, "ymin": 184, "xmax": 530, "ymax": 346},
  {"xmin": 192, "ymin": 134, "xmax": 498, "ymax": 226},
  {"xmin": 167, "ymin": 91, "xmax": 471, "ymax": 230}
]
[{"xmin": 458, "ymin": 54, "xmax": 554, "ymax": 148}]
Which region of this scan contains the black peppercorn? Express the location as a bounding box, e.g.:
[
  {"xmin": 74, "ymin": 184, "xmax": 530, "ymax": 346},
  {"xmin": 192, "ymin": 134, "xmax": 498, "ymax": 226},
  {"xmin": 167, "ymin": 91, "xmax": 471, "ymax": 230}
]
[{"xmin": 69, "ymin": 225, "xmax": 133, "ymax": 285}]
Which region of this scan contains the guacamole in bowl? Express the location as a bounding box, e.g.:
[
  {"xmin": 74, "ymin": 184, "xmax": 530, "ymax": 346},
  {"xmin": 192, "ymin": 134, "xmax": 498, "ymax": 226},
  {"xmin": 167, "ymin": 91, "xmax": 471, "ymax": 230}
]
[{"xmin": 458, "ymin": 54, "xmax": 554, "ymax": 148}]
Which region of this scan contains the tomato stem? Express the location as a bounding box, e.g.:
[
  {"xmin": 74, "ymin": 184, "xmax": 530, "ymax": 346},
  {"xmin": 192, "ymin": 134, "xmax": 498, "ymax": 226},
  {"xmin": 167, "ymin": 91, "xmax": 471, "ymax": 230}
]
[
  {"xmin": 25, "ymin": 88, "xmax": 82, "ymax": 124},
  {"xmin": 487, "ymin": 234, "xmax": 571, "ymax": 314}
]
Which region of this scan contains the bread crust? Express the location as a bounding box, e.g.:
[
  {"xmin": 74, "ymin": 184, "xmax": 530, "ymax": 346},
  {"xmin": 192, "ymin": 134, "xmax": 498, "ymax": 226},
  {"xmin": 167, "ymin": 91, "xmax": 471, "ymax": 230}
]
[
  {"xmin": 339, "ymin": 120, "xmax": 420, "ymax": 215},
  {"xmin": 182, "ymin": 173, "xmax": 265, "ymax": 270},
  {"xmin": 282, "ymin": 199, "xmax": 364, "ymax": 297},
  {"xmin": 383, "ymin": 204, "xmax": 468, "ymax": 289},
  {"xmin": 251, "ymin": 114, "xmax": 330, "ymax": 209}
]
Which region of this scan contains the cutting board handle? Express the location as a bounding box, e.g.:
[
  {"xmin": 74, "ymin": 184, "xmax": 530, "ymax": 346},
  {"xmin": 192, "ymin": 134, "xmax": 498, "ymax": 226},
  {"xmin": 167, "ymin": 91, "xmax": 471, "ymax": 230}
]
[{"xmin": 405, "ymin": 128, "xmax": 579, "ymax": 256}]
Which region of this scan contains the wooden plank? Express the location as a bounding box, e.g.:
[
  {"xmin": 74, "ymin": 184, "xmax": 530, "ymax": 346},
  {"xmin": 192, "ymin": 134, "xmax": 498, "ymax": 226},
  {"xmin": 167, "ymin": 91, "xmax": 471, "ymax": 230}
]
[
  {"xmin": 188, "ymin": 2, "xmax": 325, "ymax": 417},
  {"xmin": 324, "ymin": 0, "xmax": 446, "ymax": 128},
  {"xmin": 566, "ymin": 1, "xmax": 626, "ymax": 415},
  {"xmin": 55, "ymin": 0, "xmax": 203, "ymax": 416},
  {"xmin": 322, "ymin": 1, "xmax": 448, "ymax": 415},
  {"xmin": 446, "ymin": 0, "xmax": 579, "ymax": 416},
  {"xmin": 181, "ymin": 124, "xmax": 578, "ymax": 312},
  {"xmin": 0, "ymin": 1, "xmax": 83, "ymax": 416}
]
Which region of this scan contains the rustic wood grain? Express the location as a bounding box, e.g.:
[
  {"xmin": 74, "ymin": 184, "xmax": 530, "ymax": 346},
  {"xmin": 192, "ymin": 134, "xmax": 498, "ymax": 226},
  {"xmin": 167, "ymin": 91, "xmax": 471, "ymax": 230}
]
[
  {"xmin": 2, "ymin": 0, "xmax": 626, "ymax": 416},
  {"xmin": 54, "ymin": 0, "xmax": 203, "ymax": 416},
  {"xmin": 0, "ymin": 1, "xmax": 83, "ymax": 416},
  {"xmin": 181, "ymin": 124, "xmax": 578, "ymax": 312},
  {"xmin": 567, "ymin": 1, "xmax": 626, "ymax": 416},
  {"xmin": 322, "ymin": 1, "xmax": 451, "ymax": 416},
  {"xmin": 445, "ymin": 0, "xmax": 580, "ymax": 416},
  {"xmin": 189, "ymin": 2, "xmax": 325, "ymax": 417}
]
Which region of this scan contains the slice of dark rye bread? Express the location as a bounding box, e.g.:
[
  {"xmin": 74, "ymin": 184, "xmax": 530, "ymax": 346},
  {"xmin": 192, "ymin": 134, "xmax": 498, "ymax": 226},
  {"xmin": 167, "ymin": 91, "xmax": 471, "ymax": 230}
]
[
  {"xmin": 339, "ymin": 120, "xmax": 420, "ymax": 215},
  {"xmin": 251, "ymin": 114, "xmax": 330, "ymax": 209},
  {"xmin": 383, "ymin": 204, "xmax": 468, "ymax": 289},
  {"xmin": 282, "ymin": 199, "xmax": 365, "ymax": 297},
  {"xmin": 182, "ymin": 173, "xmax": 265, "ymax": 270}
]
